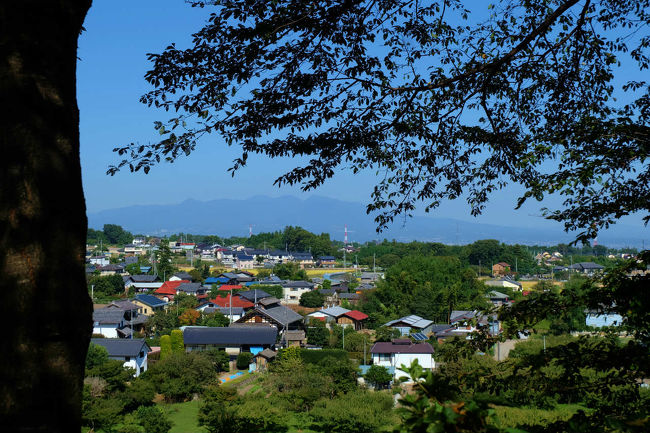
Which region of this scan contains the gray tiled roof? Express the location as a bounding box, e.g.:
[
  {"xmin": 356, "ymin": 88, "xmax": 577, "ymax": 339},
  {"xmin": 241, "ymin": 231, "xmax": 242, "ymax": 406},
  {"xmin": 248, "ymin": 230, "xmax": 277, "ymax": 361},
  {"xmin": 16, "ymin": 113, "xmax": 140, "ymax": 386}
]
[
  {"xmin": 238, "ymin": 289, "xmax": 271, "ymax": 302},
  {"xmin": 108, "ymin": 300, "xmax": 140, "ymax": 311},
  {"xmin": 91, "ymin": 338, "xmax": 150, "ymax": 357},
  {"xmin": 177, "ymin": 282, "xmax": 202, "ymax": 293},
  {"xmin": 129, "ymin": 275, "xmax": 158, "ymax": 283},
  {"xmin": 282, "ymin": 280, "xmax": 314, "ymax": 289},
  {"xmin": 202, "ymin": 306, "xmax": 244, "ymax": 316},
  {"xmin": 259, "ymin": 305, "xmax": 303, "ymax": 325},
  {"xmin": 93, "ymin": 308, "xmax": 124, "ymax": 324},
  {"xmin": 183, "ymin": 326, "xmax": 277, "ymax": 346}
]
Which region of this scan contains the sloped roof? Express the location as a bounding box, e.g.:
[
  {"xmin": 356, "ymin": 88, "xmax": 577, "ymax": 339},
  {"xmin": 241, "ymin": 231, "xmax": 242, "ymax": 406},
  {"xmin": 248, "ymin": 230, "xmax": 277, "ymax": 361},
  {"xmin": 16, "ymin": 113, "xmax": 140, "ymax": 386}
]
[
  {"xmin": 255, "ymin": 348, "xmax": 277, "ymax": 359},
  {"xmin": 177, "ymin": 282, "xmax": 203, "ymax": 293},
  {"xmin": 210, "ymin": 294, "xmax": 254, "ymax": 309},
  {"xmin": 156, "ymin": 280, "xmax": 189, "ymax": 295},
  {"xmin": 282, "ymin": 280, "xmax": 314, "ymax": 288},
  {"xmin": 371, "ymin": 341, "xmax": 434, "ymax": 354},
  {"xmin": 91, "ymin": 338, "xmax": 150, "ymax": 357},
  {"xmin": 385, "ymin": 315, "xmax": 433, "ymax": 329},
  {"xmin": 238, "ymin": 289, "xmax": 271, "ymax": 302},
  {"xmin": 257, "ymin": 305, "xmax": 303, "ymax": 325},
  {"xmin": 93, "ymin": 308, "xmax": 124, "ymax": 324},
  {"xmin": 318, "ymin": 306, "xmax": 351, "ymax": 317},
  {"xmin": 258, "ymin": 297, "xmax": 281, "ymax": 307},
  {"xmin": 134, "ymin": 294, "xmax": 167, "ymax": 307},
  {"xmin": 202, "ymin": 306, "xmax": 244, "ymax": 316},
  {"xmin": 173, "ymin": 272, "xmax": 193, "ymax": 280},
  {"xmin": 571, "ymin": 262, "xmax": 605, "ymax": 270},
  {"xmin": 344, "ymin": 310, "xmax": 368, "ymax": 321},
  {"xmin": 107, "ymin": 300, "xmax": 139, "ymax": 311},
  {"xmin": 486, "ymin": 291, "xmax": 509, "ymax": 299},
  {"xmin": 449, "ymin": 310, "xmax": 477, "ymax": 322},
  {"xmin": 128, "ymin": 275, "xmax": 158, "ymax": 283},
  {"xmin": 218, "ymin": 284, "xmax": 243, "ymax": 291},
  {"xmin": 183, "ymin": 326, "xmax": 277, "ymax": 346}
]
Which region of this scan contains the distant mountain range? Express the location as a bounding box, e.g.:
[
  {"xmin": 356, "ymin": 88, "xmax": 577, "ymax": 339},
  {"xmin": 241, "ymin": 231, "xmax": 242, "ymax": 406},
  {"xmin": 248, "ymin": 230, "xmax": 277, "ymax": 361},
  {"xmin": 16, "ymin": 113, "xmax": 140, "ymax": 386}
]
[{"xmin": 87, "ymin": 195, "xmax": 648, "ymax": 248}]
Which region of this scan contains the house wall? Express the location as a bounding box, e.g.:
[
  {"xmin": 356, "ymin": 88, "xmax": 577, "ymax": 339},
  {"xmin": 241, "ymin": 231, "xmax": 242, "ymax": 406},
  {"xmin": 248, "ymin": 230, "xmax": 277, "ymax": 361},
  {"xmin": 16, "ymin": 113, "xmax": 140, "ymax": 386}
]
[
  {"xmin": 282, "ymin": 287, "xmax": 312, "ymax": 304},
  {"xmin": 93, "ymin": 324, "xmax": 119, "ymax": 338},
  {"xmin": 371, "ymin": 352, "xmax": 434, "ymax": 379}
]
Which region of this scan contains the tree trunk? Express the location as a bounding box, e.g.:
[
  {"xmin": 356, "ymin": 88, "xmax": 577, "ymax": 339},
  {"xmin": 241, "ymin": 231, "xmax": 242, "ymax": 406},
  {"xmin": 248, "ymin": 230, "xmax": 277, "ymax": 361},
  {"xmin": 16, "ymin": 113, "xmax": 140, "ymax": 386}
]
[{"xmin": 0, "ymin": 1, "xmax": 92, "ymax": 431}]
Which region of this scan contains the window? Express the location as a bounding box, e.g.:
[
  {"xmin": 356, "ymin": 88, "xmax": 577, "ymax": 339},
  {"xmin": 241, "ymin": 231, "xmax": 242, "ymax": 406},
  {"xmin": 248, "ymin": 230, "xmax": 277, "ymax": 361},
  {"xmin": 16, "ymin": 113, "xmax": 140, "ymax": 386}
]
[
  {"xmin": 125, "ymin": 356, "xmax": 130, "ymax": 362},
  {"xmin": 378, "ymin": 353, "xmax": 392, "ymax": 363}
]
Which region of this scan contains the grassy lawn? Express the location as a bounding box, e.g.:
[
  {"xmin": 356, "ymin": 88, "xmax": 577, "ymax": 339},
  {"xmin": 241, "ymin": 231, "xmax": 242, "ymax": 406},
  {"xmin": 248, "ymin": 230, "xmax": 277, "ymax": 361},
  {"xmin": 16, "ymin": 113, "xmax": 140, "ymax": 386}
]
[{"xmin": 162, "ymin": 400, "xmax": 207, "ymax": 433}]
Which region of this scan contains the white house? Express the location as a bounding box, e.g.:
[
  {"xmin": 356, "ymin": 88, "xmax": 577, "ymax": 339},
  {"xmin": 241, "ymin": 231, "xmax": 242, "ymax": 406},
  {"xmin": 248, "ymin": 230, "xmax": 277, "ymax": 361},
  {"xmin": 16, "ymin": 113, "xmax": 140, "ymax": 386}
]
[
  {"xmin": 281, "ymin": 280, "xmax": 315, "ymax": 304},
  {"xmin": 370, "ymin": 339, "xmax": 435, "ymax": 380},
  {"xmin": 90, "ymin": 338, "xmax": 150, "ymax": 376}
]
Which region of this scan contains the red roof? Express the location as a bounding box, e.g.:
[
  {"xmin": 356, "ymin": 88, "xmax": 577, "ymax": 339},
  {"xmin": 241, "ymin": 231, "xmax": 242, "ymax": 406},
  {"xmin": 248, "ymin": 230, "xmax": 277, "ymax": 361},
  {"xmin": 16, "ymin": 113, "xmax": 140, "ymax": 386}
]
[
  {"xmin": 218, "ymin": 284, "xmax": 243, "ymax": 291},
  {"xmin": 155, "ymin": 280, "xmax": 189, "ymax": 295},
  {"xmin": 344, "ymin": 310, "xmax": 369, "ymax": 321},
  {"xmin": 210, "ymin": 294, "xmax": 253, "ymax": 309}
]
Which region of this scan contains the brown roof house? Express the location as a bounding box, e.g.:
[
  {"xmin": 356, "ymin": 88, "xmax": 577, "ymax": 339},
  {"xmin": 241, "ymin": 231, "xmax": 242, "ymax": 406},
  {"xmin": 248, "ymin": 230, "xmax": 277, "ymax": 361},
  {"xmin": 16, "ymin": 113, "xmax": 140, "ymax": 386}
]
[{"xmin": 492, "ymin": 262, "xmax": 511, "ymax": 277}]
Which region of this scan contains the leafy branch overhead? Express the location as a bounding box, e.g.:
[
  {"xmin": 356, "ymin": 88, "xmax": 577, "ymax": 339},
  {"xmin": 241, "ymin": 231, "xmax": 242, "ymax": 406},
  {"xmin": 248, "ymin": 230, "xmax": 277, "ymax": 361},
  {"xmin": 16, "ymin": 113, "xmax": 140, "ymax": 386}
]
[{"xmin": 110, "ymin": 0, "xmax": 650, "ymax": 240}]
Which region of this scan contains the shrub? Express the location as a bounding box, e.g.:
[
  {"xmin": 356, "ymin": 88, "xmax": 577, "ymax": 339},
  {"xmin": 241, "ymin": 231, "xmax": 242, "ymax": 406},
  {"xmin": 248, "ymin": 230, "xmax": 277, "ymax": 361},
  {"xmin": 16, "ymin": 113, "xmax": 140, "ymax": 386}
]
[
  {"xmin": 236, "ymin": 352, "xmax": 253, "ymax": 370},
  {"xmin": 160, "ymin": 335, "xmax": 172, "ymax": 360},
  {"xmin": 170, "ymin": 329, "xmax": 184, "ymax": 353},
  {"xmin": 136, "ymin": 405, "xmax": 173, "ymax": 433},
  {"xmin": 310, "ymin": 390, "xmax": 395, "ymax": 433}
]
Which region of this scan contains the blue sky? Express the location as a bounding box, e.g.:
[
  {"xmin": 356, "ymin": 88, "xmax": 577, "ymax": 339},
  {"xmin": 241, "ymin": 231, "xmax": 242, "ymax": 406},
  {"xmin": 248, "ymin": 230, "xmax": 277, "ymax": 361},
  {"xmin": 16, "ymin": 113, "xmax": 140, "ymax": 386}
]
[{"xmin": 77, "ymin": 1, "xmax": 648, "ymax": 237}]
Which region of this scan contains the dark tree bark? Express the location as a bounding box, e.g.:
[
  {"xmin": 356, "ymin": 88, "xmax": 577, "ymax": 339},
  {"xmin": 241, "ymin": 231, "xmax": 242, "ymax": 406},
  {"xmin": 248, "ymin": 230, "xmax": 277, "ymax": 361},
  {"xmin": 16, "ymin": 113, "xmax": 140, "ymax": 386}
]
[{"xmin": 0, "ymin": 1, "xmax": 92, "ymax": 431}]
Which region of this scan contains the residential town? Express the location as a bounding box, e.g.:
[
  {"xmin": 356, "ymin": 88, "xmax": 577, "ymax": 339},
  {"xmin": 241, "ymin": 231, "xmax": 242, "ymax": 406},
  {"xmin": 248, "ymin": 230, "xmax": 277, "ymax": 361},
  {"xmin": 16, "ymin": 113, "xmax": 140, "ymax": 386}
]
[{"xmin": 80, "ymin": 224, "xmax": 647, "ymax": 433}]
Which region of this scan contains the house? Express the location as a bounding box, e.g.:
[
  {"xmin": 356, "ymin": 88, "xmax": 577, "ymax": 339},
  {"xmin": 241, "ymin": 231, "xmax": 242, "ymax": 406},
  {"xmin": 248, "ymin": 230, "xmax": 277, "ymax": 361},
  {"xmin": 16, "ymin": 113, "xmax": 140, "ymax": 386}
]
[
  {"xmin": 170, "ymin": 272, "xmax": 193, "ymax": 281},
  {"xmin": 492, "ymin": 262, "xmax": 511, "ymax": 276},
  {"xmin": 318, "ymin": 256, "xmax": 336, "ymax": 268},
  {"xmin": 450, "ymin": 310, "xmax": 500, "ymax": 335},
  {"xmin": 359, "ymin": 272, "xmax": 383, "ymax": 284},
  {"xmin": 292, "ymin": 252, "xmax": 314, "ymax": 269},
  {"xmin": 91, "ymin": 338, "xmax": 151, "ymax": 376},
  {"xmin": 176, "ymin": 282, "xmax": 208, "ymax": 296},
  {"xmin": 183, "ymin": 326, "xmax": 278, "ymax": 356},
  {"xmin": 370, "ymin": 339, "xmax": 435, "ymax": 380},
  {"xmin": 485, "ymin": 290, "xmax": 510, "ymax": 306},
  {"xmin": 154, "ymin": 279, "xmax": 190, "ymax": 302},
  {"xmin": 385, "ymin": 315, "xmax": 434, "ymax": 336},
  {"xmin": 235, "ymin": 305, "xmax": 304, "ymax": 331},
  {"xmin": 338, "ymin": 292, "xmax": 360, "ymax": 305},
  {"xmin": 569, "ymin": 262, "xmax": 605, "ymax": 275},
  {"xmin": 93, "ymin": 301, "xmax": 145, "ymax": 338},
  {"xmin": 281, "ymin": 330, "xmax": 307, "ymax": 347},
  {"xmin": 253, "ymin": 348, "xmax": 277, "ymax": 371},
  {"xmin": 97, "ymin": 264, "xmax": 126, "ymax": 276},
  {"xmin": 235, "ymin": 254, "xmax": 255, "ymax": 269},
  {"xmin": 268, "ymin": 250, "xmax": 292, "ymax": 264},
  {"xmin": 124, "ymin": 275, "xmax": 162, "ymax": 292},
  {"xmin": 123, "ymin": 244, "xmax": 145, "ymax": 255},
  {"xmin": 281, "ymin": 280, "xmax": 315, "ymax": 304},
  {"xmin": 132, "ymin": 294, "xmax": 168, "ymax": 315},
  {"xmin": 339, "ymin": 310, "xmax": 368, "ymax": 330},
  {"xmin": 484, "ymin": 277, "xmax": 522, "ymax": 291},
  {"xmin": 307, "ymin": 307, "xmax": 352, "ymax": 327}
]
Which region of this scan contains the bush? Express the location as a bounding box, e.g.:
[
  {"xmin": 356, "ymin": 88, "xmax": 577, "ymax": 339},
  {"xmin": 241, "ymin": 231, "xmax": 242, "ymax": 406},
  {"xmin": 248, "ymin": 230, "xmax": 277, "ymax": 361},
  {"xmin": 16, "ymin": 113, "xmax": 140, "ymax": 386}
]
[
  {"xmin": 136, "ymin": 405, "xmax": 173, "ymax": 433},
  {"xmin": 300, "ymin": 290, "xmax": 324, "ymax": 307},
  {"xmin": 86, "ymin": 342, "xmax": 109, "ymax": 370},
  {"xmin": 142, "ymin": 352, "xmax": 215, "ymax": 402},
  {"xmin": 236, "ymin": 352, "xmax": 253, "ymax": 370},
  {"xmin": 170, "ymin": 329, "xmax": 184, "ymax": 353},
  {"xmin": 160, "ymin": 335, "xmax": 172, "ymax": 360},
  {"xmin": 364, "ymin": 365, "xmax": 392, "ymax": 389}
]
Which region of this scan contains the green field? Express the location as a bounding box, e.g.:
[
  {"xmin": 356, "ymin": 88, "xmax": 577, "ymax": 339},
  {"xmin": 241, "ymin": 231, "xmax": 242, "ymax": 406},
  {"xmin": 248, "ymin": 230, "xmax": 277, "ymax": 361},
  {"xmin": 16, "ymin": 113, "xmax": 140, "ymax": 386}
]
[{"xmin": 162, "ymin": 400, "xmax": 206, "ymax": 433}]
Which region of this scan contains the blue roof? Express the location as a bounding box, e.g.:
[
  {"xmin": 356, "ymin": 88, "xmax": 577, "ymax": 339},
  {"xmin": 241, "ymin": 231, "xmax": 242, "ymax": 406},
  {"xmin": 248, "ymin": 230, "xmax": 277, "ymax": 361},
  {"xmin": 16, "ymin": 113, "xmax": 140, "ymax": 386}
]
[
  {"xmin": 205, "ymin": 277, "xmax": 221, "ymax": 284},
  {"xmin": 244, "ymin": 281, "xmax": 260, "ymax": 286},
  {"xmin": 134, "ymin": 294, "xmax": 167, "ymax": 307}
]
